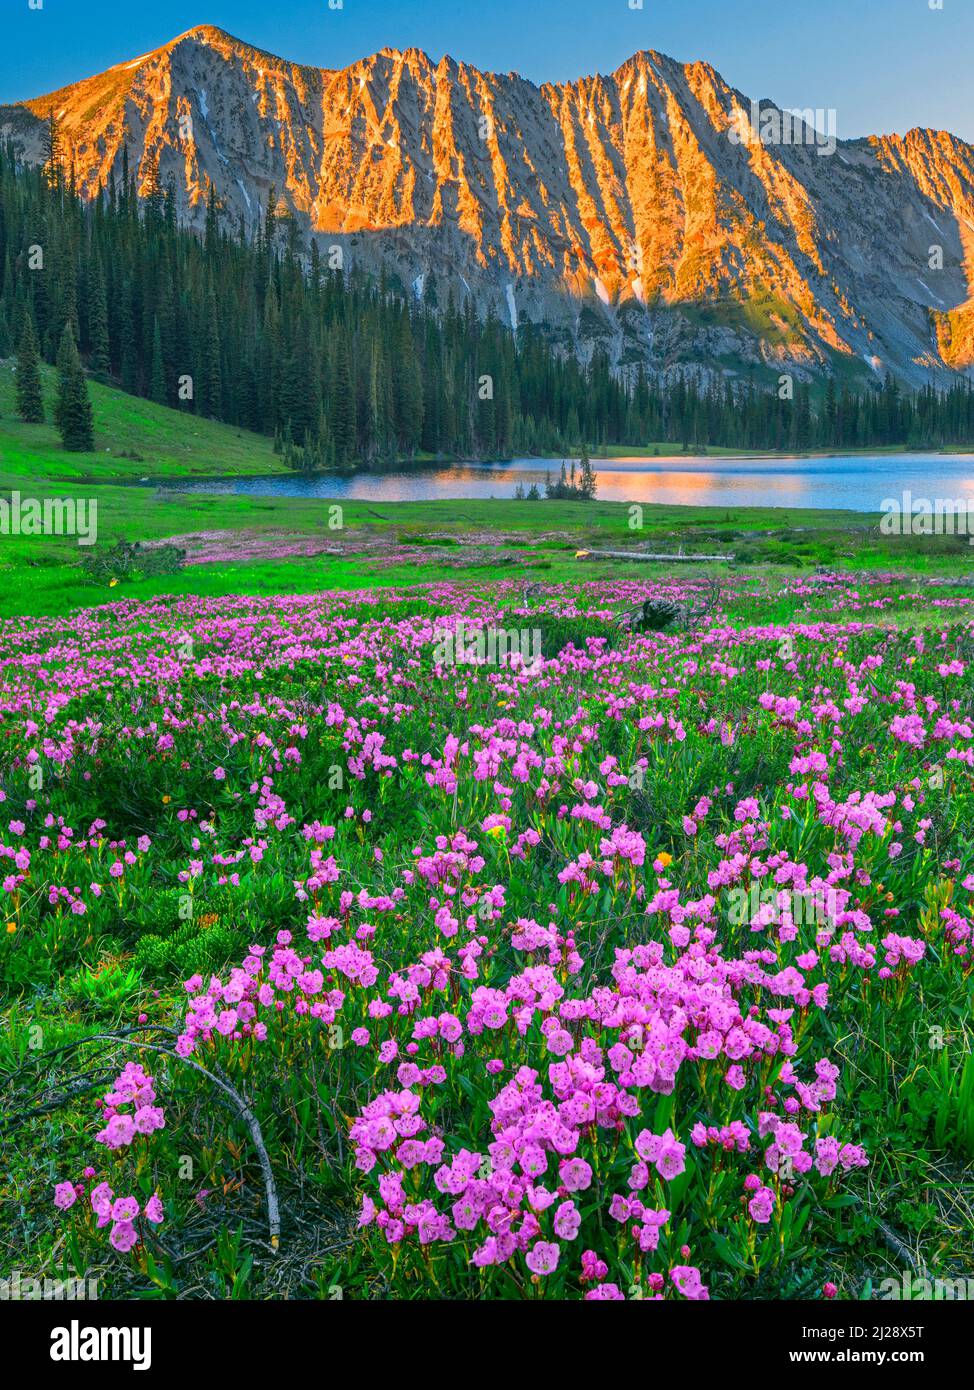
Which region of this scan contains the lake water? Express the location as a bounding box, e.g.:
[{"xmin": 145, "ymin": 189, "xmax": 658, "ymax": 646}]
[{"xmin": 157, "ymin": 453, "xmax": 974, "ymax": 511}]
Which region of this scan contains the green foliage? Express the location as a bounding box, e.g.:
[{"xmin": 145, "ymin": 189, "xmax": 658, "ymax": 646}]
[
  {"xmin": 61, "ymin": 961, "xmax": 142, "ymax": 1014},
  {"xmin": 930, "ymin": 1049, "xmax": 974, "ymax": 1158},
  {"xmin": 133, "ymin": 920, "xmax": 243, "ymax": 982},
  {"xmin": 533, "ymin": 613, "xmax": 620, "ymax": 658},
  {"xmin": 55, "ymin": 324, "xmax": 94, "ymax": 451},
  {"xmin": 15, "ymin": 311, "xmax": 44, "ymax": 423},
  {"xmin": 543, "ymin": 448, "xmax": 598, "ymax": 500},
  {"xmin": 81, "ymin": 539, "xmax": 186, "ymax": 584}
]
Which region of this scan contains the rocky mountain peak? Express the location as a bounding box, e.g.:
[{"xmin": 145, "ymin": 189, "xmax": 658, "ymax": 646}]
[{"xmin": 3, "ymin": 28, "xmax": 973, "ymax": 385}]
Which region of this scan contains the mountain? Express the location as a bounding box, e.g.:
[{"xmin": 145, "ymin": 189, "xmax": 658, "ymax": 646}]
[{"xmin": 3, "ymin": 23, "xmax": 974, "ymax": 387}]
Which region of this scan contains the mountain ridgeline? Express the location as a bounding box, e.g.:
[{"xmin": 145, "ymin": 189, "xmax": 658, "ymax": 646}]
[{"xmin": 4, "ymin": 24, "xmax": 974, "ymax": 392}]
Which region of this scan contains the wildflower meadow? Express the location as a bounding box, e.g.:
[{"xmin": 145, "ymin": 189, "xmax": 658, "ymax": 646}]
[{"xmin": 2, "ymin": 570, "xmax": 973, "ymax": 1310}]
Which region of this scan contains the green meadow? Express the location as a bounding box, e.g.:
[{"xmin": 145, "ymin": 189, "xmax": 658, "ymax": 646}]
[{"xmin": 2, "ymin": 364, "xmax": 973, "ymax": 622}]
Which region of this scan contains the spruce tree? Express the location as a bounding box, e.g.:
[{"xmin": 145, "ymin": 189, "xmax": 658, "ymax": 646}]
[
  {"xmin": 149, "ymin": 319, "xmax": 166, "ymax": 405},
  {"xmin": 329, "ymin": 341, "xmax": 355, "ymax": 466},
  {"xmin": 15, "ymin": 312, "xmax": 45, "ymax": 423},
  {"xmin": 199, "ymin": 284, "xmax": 222, "ymax": 418},
  {"xmin": 87, "ymin": 258, "xmax": 111, "ymax": 378},
  {"xmin": 578, "ymin": 444, "xmax": 597, "ymax": 500},
  {"xmin": 55, "ymin": 324, "xmax": 95, "ymax": 451},
  {"xmin": 44, "ymin": 107, "xmax": 63, "ymax": 189},
  {"xmin": 119, "ymin": 283, "xmax": 139, "ymax": 394}
]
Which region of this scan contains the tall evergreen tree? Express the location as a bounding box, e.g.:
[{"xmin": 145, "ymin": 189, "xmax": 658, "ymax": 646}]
[
  {"xmin": 198, "ymin": 283, "xmax": 222, "ymax": 419},
  {"xmin": 119, "ymin": 282, "xmax": 140, "ymax": 394},
  {"xmin": 329, "ymin": 341, "xmax": 355, "ymax": 466},
  {"xmin": 44, "ymin": 108, "xmax": 63, "ymax": 188},
  {"xmin": 578, "ymin": 443, "xmax": 597, "ymax": 499},
  {"xmin": 55, "ymin": 323, "xmax": 95, "ymax": 451},
  {"xmin": 15, "ymin": 311, "xmax": 44, "ymax": 423},
  {"xmin": 86, "ymin": 258, "xmax": 111, "ymax": 378},
  {"xmin": 148, "ymin": 318, "xmax": 166, "ymax": 405}
]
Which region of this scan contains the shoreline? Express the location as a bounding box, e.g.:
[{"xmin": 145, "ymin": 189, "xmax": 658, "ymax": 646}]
[
  {"xmin": 123, "ymin": 445, "xmax": 974, "ymax": 493},
  {"xmin": 23, "ymin": 444, "xmax": 974, "ymax": 494}
]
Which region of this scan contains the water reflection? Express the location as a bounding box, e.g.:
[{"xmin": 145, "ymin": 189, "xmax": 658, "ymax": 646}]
[{"xmin": 156, "ymin": 454, "xmax": 974, "ymax": 511}]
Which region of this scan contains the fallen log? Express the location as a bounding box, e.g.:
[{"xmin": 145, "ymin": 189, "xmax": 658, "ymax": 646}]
[{"xmin": 575, "ymin": 549, "xmax": 734, "ymax": 562}]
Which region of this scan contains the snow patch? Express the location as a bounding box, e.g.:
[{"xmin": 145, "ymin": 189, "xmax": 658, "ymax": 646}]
[
  {"xmin": 505, "ymin": 283, "xmax": 518, "ymax": 331},
  {"xmin": 412, "ymin": 273, "xmax": 426, "ymax": 300},
  {"xmin": 917, "ymin": 277, "xmax": 945, "ymax": 306},
  {"xmin": 924, "ymin": 212, "xmax": 945, "ymax": 238},
  {"xmin": 594, "ymin": 277, "xmax": 610, "ymax": 306},
  {"xmin": 195, "ymin": 89, "xmax": 229, "ymax": 164},
  {"xmin": 236, "ymin": 179, "xmax": 252, "ymax": 213}
]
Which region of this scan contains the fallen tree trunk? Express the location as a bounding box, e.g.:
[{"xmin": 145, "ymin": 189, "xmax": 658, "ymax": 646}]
[{"xmin": 576, "ymin": 549, "xmax": 734, "ymax": 563}]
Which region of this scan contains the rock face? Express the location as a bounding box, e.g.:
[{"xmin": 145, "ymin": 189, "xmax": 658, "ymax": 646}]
[{"xmin": 4, "ymin": 23, "xmax": 974, "ymax": 385}]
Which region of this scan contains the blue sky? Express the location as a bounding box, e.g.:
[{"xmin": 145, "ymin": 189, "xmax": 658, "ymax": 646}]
[{"xmin": 2, "ymin": 0, "xmax": 972, "ymax": 142}]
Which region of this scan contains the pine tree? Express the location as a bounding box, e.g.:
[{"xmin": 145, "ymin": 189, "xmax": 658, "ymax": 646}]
[
  {"xmin": 329, "ymin": 340, "xmax": 355, "ymax": 466},
  {"xmin": 578, "ymin": 443, "xmax": 597, "ymax": 500},
  {"xmin": 44, "ymin": 107, "xmax": 63, "ymax": 189},
  {"xmin": 142, "ymin": 155, "xmax": 163, "ymax": 224},
  {"xmin": 199, "ymin": 284, "xmax": 222, "ymax": 418},
  {"xmin": 148, "ymin": 319, "xmax": 166, "ymax": 405},
  {"xmin": 55, "ymin": 324, "xmax": 95, "ymax": 451},
  {"xmin": 204, "ymin": 184, "xmax": 220, "ymax": 257},
  {"xmin": 15, "ymin": 312, "xmax": 45, "ymax": 423},
  {"xmin": 86, "ymin": 258, "xmax": 111, "ymax": 378},
  {"xmin": 119, "ymin": 282, "xmax": 140, "ymax": 394}
]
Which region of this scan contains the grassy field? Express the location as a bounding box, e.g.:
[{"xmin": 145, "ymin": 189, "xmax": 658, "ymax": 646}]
[
  {"xmin": 0, "ymin": 358, "xmax": 288, "ymax": 483},
  {"xmin": 4, "ymin": 368, "xmax": 974, "ymax": 621}
]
